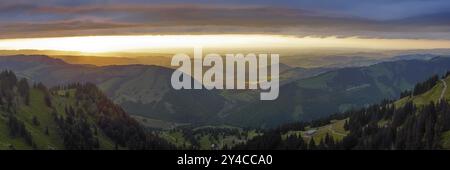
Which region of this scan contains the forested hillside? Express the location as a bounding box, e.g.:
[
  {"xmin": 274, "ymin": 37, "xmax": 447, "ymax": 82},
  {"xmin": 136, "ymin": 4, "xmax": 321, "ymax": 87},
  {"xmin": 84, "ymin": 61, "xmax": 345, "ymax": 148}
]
[
  {"xmin": 3, "ymin": 55, "xmax": 450, "ymax": 128},
  {"xmin": 233, "ymin": 73, "xmax": 450, "ymax": 149},
  {"xmin": 225, "ymin": 56, "xmax": 450, "ymax": 127},
  {"xmin": 0, "ymin": 70, "xmax": 173, "ymax": 149}
]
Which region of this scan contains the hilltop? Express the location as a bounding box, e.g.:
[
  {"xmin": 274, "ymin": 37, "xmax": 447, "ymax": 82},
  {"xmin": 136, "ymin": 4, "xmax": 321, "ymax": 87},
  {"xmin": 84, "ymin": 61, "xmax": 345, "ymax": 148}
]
[
  {"xmin": 233, "ymin": 73, "xmax": 450, "ymax": 149},
  {"xmin": 0, "ymin": 70, "xmax": 172, "ymax": 149}
]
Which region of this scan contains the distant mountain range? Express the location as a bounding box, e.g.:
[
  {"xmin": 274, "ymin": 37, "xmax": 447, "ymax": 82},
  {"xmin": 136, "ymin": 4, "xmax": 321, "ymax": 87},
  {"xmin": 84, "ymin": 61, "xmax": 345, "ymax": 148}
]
[
  {"xmin": 222, "ymin": 56, "xmax": 450, "ymax": 127},
  {"xmin": 1, "ymin": 54, "xmax": 450, "ymax": 128},
  {"xmin": 0, "ymin": 55, "xmax": 226, "ymax": 124}
]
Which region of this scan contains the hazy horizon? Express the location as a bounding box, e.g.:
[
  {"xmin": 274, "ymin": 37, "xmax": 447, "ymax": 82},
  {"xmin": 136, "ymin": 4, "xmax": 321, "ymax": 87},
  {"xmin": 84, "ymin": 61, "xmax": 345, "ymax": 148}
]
[{"xmin": 1, "ymin": 0, "xmax": 450, "ymax": 61}]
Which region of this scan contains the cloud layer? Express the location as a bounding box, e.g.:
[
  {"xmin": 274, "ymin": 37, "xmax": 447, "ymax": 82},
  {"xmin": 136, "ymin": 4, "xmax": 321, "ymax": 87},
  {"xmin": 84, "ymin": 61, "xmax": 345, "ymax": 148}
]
[{"xmin": 1, "ymin": 0, "xmax": 450, "ymax": 39}]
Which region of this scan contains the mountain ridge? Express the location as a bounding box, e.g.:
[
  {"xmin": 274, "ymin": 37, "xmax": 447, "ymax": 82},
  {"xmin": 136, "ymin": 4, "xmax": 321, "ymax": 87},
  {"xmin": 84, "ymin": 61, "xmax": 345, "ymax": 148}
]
[
  {"xmin": 223, "ymin": 56, "xmax": 450, "ymax": 127},
  {"xmin": 2, "ymin": 54, "xmax": 450, "ymax": 128}
]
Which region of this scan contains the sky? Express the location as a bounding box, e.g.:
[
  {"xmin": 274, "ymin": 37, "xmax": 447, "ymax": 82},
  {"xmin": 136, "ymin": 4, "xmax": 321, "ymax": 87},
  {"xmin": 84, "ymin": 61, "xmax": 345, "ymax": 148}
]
[{"xmin": 1, "ymin": 0, "xmax": 450, "ymax": 53}]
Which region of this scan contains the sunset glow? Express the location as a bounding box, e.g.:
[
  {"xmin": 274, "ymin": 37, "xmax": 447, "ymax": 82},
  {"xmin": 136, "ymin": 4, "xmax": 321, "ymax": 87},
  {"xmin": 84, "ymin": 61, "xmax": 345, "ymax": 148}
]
[{"xmin": 1, "ymin": 35, "xmax": 450, "ymax": 54}]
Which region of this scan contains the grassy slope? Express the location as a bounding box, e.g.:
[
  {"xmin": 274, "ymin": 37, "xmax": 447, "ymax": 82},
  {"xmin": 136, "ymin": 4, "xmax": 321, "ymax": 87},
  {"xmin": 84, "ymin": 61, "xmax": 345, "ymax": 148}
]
[
  {"xmin": 394, "ymin": 78, "xmax": 448, "ymax": 107},
  {"xmin": 303, "ymin": 75, "xmax": 450, "ymax": 149},
  {"xmin": 51, "ymin": 89, "xmax": 115, "ymax": 149},
  {"xmin": 0, "ymin": 115, "xmax": 31, "ymax": 149},
  {"xmin": 441, "ymin": 131, "xmax": 450, "ymax": 149},
  {"xmin": 386, "ymin": 76, "xmax": 450, "ymax": 149},
  {"xmin": 159, "ymin": 130, "xmax": 192, "ymax": 149},
  {"xmin": 308, "ymin": 75, "xmax": 450, "ymax": 149},
  {"xmin": 0, "ymin": 88, "xmax": 116, "ymax": 150},
  {"xmin": 0, "ymin": 89, "xmax": 63, "ymax": 149},
  {"xmin": 16, "ymin": 89, "xmax": 64, "ymax": 149}
]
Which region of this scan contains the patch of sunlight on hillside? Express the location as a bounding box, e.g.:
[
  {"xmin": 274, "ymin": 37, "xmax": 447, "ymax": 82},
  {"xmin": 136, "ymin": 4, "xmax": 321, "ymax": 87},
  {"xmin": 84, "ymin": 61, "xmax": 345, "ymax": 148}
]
[
  {"xmin": 441, "ymin": 131, "xmax": 450, "ymax": 149},
  {"xmin": 395, "ymin": 78, "xmax": 446, "ymax": 108}
]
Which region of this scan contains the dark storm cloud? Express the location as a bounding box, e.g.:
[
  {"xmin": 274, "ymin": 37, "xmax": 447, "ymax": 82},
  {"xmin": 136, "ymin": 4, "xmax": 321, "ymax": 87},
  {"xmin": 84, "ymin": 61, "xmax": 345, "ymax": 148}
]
[{"xmin": 0, "ymin": 0, "xmax": 450, "ymax": 39}]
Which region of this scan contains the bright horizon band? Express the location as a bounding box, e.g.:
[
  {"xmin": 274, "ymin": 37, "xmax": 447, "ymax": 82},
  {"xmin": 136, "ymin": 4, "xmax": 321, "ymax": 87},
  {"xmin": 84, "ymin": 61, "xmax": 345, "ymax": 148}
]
[{"xmin": 1, "ymin": 35, "xmax": 450, "ymax": 54}]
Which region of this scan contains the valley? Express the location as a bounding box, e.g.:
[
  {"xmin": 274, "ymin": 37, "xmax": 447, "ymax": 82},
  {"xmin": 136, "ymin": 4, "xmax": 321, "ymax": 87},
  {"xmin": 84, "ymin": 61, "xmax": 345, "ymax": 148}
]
[
  {"xmin": 1, "ymin": 0, "xmax": 450, "ymax": 154},
  {"xmin": 1, "ymin": 54, "xmax": 450, "ymax": 149},
  {"xmin": 2, "ymin": 54, "xmax": 450, "ymax": 128}
]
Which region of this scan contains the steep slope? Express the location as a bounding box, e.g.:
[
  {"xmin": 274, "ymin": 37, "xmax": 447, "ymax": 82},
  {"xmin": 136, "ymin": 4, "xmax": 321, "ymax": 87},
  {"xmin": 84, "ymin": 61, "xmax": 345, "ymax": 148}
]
[
  {"xmin": 395, "ymin": 77, "xmax": 448, "ymax": 107},
  {"xmin": 338, "ymin": 74, "xmax": 450, "ymax": 149},
  {"xmin": 234, "ymin": 73, "xmax": 450, "ymax": 150},
  {"xmin": 224, "ymin": 57, "xmax": 450, "ymax": 127},
  {"xmin": 0, "ymin": 55, "xmax": 226, "ymax": 124},
  {"xmin": 0, "ymin": 71, "xmax": 172, "ymax": 149}
]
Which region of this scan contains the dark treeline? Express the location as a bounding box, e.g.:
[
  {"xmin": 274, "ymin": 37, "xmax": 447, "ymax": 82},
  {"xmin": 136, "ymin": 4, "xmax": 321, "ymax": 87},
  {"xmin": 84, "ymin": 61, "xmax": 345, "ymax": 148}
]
[
  {"xmin": 234, "ymin": 73, "xmax": 450, "ymax": 150},
  {"xmin": 233, "ymin": 129, "xmax": 338, "ymax": 150},
  {"xmin": 400, "ymin": 74, "xmax": 440, "ymax": 98},
  {"xmin": 234, "ymin": 99, "xmax": 450, "ymax": 150},
  {"xmin": 233, "ymin": 109, "xmax": 354, "ymax": 150},
  {"xmin": 0, "ymin": 70, "xmax": 175, "ymax": 150},
  {"xmin": 276, "ymin": 112, "xmax": 351, "ymax": 134},
  {"xmin": 413, "ymin": 75, "xmax": 439, "ymax": 96},
  {"xmin": 0, "ymin": 70, "xmax": 35, "ymax": 149},
  {"xmin": 58, "ymin": 83, "xmax": 175, "ymax": 149},
  {"xmin": 7, "ymin": 114, "xmax": 35, "ymax": 149},
  {"xmin": 53, "ymin": 106, "xmax": 99, "ymax": 149},
  {"xmin": 173, "ymin": 126, "xmax": 252, "ymax": 149},
  {"xmin": 0, "ymin": 70, "xmax": 30, "ymax": 110},
  {"xmin": 342, "ymin": 100, "xmax": 450, "ymax": 149}
]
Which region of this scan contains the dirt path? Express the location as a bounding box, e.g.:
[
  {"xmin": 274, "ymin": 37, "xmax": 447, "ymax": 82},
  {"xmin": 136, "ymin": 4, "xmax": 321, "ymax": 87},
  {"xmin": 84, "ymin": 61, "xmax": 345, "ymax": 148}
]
[{"xmin": 440, "ymin": 79, "xmax": 447, "ymax": 101}]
